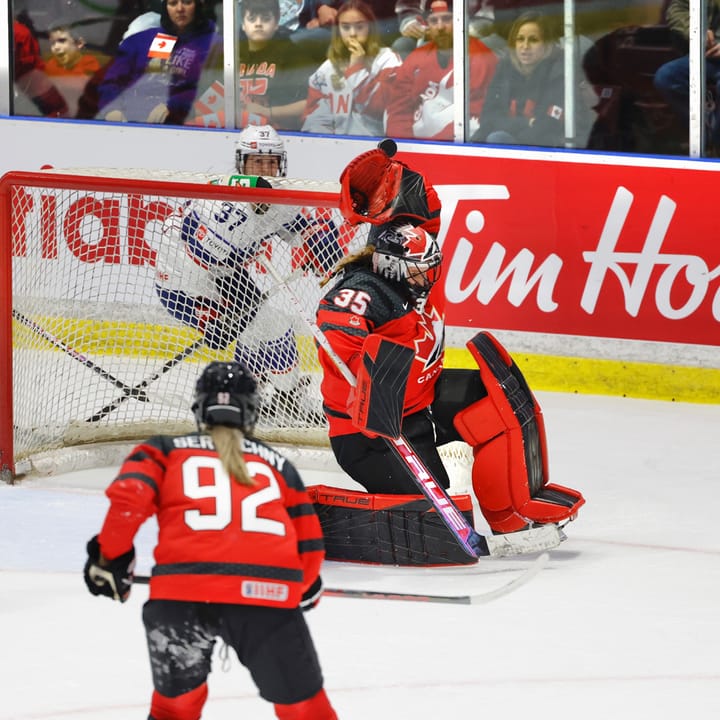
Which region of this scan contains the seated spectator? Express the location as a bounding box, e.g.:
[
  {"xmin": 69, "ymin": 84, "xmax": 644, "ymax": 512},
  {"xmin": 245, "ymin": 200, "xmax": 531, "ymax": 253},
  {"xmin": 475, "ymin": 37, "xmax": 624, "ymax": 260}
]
[
  {"xmin": 313, "ymin": 1, "xmax": 399, "ymax": 40},
  {"xmin": 44, "ymin": 21, "xmax": 103, "ymax": 117},
  {"xmin": 94, "ymin": 0, "xmax": 221, "ymax": 125},
  {"xmin": 472, "ymin": 11, "xmax": 592, "ymax": 147},
  {"xmin": 393, "ymin": 1, "xmax": 505, "ymax": 58},
  {"xmin": 13, "ymin": 18, "xmax": 68, "ymax": 117},
  {"xmin": 236, "ymin": 0, "xmax": 310, "ymax": 130},
  {"xmin": 385, "ymin": 0, "xmax": 497, "ymax": 141},
  {"xmin": 654, "ymin": 0, "xmax": 720, "ymax": 150},
  {"xmin": 302, "ymin": 0, "xmax": 402, "ymax": 136}
]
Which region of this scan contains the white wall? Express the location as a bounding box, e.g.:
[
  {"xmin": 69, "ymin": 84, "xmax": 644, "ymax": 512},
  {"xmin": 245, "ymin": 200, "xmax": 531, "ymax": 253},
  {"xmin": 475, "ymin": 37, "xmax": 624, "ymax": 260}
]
[{"xmin": 0, "ymin": 117, "xmax": 372, "ymax": 179}]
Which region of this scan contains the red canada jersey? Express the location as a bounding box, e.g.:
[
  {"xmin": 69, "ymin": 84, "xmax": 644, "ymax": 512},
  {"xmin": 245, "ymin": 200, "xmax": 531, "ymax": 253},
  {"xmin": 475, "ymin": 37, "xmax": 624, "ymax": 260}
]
[
  {"xmin": 316, "ymin": 265, "xmax": 445, "ymax": 436},
  {"xmin": 97, "ymin": 433, "xmax": 324, "ymax": 608}
]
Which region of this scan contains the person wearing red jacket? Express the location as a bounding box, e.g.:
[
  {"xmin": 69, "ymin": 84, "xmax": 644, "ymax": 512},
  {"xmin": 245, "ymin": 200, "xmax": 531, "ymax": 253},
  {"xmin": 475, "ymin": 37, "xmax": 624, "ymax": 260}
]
[
  {"xmin": 385, "ymin": 0, "xmax": 498, "ymax": 140},
  {"xmin": 83, "ymin": 361, "xmax": 337, "ymax": 720}
]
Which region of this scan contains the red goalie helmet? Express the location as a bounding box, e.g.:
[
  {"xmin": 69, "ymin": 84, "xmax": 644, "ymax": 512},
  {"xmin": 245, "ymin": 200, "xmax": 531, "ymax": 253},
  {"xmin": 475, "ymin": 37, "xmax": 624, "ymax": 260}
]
[{"xmin": 370, "ymin": 222, "xmax": 442, "ymax": 296}]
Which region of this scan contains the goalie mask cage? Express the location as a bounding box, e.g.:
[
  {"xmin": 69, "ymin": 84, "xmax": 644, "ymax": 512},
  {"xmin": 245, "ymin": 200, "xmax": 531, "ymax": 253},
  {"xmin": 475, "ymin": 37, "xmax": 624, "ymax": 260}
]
[{"xmin": 0, "ymin": 168, "xmax": 368, "ymax": 480}]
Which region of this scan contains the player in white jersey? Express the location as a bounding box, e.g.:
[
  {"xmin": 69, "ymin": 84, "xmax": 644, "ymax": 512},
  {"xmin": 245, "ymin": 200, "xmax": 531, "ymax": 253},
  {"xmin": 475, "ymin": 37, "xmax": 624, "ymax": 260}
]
[{"xmin": 154, "ymin": 125, "xmax": 341, "ymax": 424}]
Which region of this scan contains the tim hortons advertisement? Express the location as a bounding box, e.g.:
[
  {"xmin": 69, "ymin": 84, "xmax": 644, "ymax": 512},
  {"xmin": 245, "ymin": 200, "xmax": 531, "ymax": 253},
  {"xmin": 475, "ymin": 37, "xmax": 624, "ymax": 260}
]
[
  {"xmin": 8, "ymin": 154, "xmax": 720, "ymax": 347},
  {"xmin": 402, "ymin": 151, "xmax": 720, "ymax": 347}
]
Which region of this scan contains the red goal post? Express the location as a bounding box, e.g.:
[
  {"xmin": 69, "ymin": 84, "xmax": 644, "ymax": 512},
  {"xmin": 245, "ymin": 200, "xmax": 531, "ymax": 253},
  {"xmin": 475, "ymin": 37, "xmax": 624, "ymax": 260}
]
[{"xmin": 0, "ymin": 168, "xmax": 361, "ymax": 480}]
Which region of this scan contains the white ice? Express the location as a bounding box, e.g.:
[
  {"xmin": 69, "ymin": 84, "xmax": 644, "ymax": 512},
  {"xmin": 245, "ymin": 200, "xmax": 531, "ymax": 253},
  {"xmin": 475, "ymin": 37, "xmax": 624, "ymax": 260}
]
[{"xmin": 2, "ymin": 391, "xmax": 719, "ymax": 720}]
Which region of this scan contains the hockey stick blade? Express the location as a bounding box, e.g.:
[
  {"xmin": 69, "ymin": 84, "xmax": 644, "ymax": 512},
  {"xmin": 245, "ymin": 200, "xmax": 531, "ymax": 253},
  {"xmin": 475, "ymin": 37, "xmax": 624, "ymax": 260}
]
[{"xmin": 133, "ymin": 554, "xmax": 548, "ymax": 605}]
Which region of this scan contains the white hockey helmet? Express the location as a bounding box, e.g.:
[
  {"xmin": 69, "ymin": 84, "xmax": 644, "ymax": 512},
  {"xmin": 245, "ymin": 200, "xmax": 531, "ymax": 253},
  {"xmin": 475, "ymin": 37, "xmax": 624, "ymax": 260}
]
[
  {"xmin": 235, "ymin": 124, "xmax": 287, "ymax": 177},
  {"xmin": 370, "ymin": 222, "xmax": 442, "ymax": 296}
]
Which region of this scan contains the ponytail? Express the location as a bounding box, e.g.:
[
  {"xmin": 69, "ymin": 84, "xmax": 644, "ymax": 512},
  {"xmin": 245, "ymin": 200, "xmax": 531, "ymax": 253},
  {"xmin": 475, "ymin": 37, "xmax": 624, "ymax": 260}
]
[{"xmin": 210, "ymin": 425, "xmax": 253, "ymax": 486}]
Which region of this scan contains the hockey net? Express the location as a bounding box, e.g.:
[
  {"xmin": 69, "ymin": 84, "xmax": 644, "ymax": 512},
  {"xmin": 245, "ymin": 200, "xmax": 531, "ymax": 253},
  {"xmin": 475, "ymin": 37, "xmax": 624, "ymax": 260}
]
[{"xmin": 0, "ymin": 168, "xmax": 472, "ymax": 483}]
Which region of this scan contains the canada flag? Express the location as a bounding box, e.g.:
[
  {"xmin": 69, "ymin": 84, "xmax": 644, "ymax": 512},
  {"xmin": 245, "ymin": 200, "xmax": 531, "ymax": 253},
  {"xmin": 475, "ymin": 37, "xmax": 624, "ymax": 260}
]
[{"xmin": 147, "ymin": 33, "xmax": 177, "ymax": 59}]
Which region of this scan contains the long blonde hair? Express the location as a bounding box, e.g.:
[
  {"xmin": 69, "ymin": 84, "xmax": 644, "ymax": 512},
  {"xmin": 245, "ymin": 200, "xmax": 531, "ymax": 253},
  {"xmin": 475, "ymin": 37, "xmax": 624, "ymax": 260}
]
[
  {"xmin": 320, "ymin": 244, "xmax": 375, "ymax": 288},
  {"xmin": 210, "ymin": 425, "xmax": 253, "ymax": 486}
]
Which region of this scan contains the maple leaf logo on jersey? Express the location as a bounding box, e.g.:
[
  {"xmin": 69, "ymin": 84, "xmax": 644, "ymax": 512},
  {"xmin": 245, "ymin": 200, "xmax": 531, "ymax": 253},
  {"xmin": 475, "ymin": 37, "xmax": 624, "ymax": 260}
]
[{"xmin": 414, "ymin": 303, "xmax": 444, "ymax": 370}]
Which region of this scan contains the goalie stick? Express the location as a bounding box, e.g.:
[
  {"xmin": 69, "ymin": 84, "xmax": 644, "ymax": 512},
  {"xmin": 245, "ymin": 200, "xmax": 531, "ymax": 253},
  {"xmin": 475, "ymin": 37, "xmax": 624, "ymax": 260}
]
[
  {"xmin": 259, "ymin": 258, "xmax": 564, "ymax": 560},
  {"xmin": 133, "ymin": 552, "xmax": 548, "ymax": 604}
]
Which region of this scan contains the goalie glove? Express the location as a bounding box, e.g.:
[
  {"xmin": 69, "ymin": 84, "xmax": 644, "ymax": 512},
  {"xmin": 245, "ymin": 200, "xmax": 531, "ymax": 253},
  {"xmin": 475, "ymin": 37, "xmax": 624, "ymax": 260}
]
[
  {"xmin": 83, "ymin": 536, "xmax": 135, "ymax": 603},
  {"xmin": 300, "ymin": 576, "xmax": 323, "ymax": 611},
  {"xmin": 338, "ymin": 139, "xmax": 441, "ymax": 231}
]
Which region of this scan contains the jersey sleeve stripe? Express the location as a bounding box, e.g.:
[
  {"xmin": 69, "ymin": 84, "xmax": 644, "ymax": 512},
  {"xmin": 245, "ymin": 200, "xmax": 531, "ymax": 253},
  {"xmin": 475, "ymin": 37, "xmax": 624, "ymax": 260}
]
[
  {"xmin": 152, "ymin": 561, "xmax": 303, "ymax": 582},
  {"xmin": 287, "ymin": 502, "xmax": 317, "ymax": 518},
  {"xmin": 298, "ymin": 538, "xmax": 325, "ymax": 554},
  {"xmin": 111, "ymin": 471, "xmax": 159, "ymax": 493}
]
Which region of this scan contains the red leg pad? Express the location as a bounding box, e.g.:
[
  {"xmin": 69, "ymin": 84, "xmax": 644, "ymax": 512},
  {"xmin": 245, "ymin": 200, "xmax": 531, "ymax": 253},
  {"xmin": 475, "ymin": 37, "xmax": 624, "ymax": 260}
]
[
  {"xmin": 149, "ymin": 684, "xmax": 208, "ymax": 720},
  {"xmin": 454, "ymin": 332, "xmax": 585, "ymax": 533},
  {"xmin": 274, "ymin": 688, "xmax": 338, "ymax": 720}
]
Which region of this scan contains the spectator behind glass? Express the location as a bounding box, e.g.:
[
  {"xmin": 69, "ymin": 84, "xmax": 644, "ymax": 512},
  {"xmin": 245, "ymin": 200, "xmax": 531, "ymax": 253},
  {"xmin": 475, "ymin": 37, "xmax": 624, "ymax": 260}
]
[
  {"xmin": 393, "ymin": 1, "xmax": 506, "ymax": 58},
  {"xmin": 654, "ymin": 0, "xmax": 720, "ymax": 149},
  {"xmin": 385, "ymin": 0, "xmax": 498, "ymax": 141},
  {"xmin": 45, "ymin": 22, "xmax": 103, "ymax": 117},
  {"xmin": 237, "ymin": 0, "xmax": 310, "ymax": 130},
  {"xmin": 13, "ymin": 19, "xmax": 68, "ymax": 117},
  {"xmin": 313, "ymin": 1, "xmax": 399, "ymax": 40},
  {"xmin": 302, "ymin": 0, "xmax": 402, "ymax": 136},
  {"xmin": 473, "ymin": 11, "xmax": 591, "ymax": 147},
  {"xmin": 95, "ymin": 0, "xmax": 220, "ymax": 124}
]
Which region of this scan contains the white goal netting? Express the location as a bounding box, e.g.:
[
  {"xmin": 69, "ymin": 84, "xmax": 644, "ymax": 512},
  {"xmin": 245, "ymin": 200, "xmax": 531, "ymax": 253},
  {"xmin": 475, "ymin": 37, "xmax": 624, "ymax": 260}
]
[{"xmin": 1, "ymin": 168, "xmax": 472, "ymax": 485}]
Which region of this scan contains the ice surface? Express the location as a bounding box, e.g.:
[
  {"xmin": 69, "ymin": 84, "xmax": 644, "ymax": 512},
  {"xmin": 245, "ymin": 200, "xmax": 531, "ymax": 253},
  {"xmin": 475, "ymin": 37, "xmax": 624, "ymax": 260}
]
[{"xmin": 2, "ymin": 391, "xmax": 719, "ymax": 719}]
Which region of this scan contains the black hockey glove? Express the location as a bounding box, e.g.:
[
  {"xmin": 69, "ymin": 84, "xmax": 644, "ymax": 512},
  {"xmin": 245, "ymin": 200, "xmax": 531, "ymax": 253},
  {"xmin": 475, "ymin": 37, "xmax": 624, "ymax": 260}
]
[
  {"xmin": 83, "ymin": 535, "xmax": 135, "ymax": 603},
  {"xmin": 300, "ymin": 576, "xmax": 324, "ymax": 612}
]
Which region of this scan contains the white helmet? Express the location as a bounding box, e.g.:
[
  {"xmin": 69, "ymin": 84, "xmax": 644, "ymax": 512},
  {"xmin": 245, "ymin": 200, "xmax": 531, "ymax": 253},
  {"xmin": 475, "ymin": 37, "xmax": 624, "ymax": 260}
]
[{"xmin": 235, "ymin": 124, "xmax": 287, "ymax": 177}]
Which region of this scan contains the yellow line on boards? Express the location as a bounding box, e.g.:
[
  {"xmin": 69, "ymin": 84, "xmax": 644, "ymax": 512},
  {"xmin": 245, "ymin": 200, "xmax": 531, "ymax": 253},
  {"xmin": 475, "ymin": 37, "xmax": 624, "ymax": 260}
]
[
  {"xmin": 14, "ymin": 317, "xmax": 720, "ymax": 404},
  {"xmin": 444, "ymin": 348, "xmax": 720, "ymax": 404}
]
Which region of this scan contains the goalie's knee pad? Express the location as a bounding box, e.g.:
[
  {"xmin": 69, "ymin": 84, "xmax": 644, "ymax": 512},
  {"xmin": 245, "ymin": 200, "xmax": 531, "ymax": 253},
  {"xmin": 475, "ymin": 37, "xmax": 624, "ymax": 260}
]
[
  {"xmin": 149, "ymin": 684, "xmax": 208, "ymax": 720},
  {"xmin": 308, "ymin": 485, "xmax": 476, "ymax": 566},
  {"xmin": 453, "ymin": 332, "xmax": 584, "ymax": 534},
  {"xmin": 275, "ymin": 688, "xmax": 338, "ymax": 720}
]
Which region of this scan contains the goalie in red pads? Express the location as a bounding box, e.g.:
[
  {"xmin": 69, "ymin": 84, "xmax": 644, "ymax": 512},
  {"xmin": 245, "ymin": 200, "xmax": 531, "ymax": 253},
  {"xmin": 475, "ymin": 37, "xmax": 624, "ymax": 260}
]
[{"xmin": 314, "ymin": 143, "xmax": 583, "ymax": 561}]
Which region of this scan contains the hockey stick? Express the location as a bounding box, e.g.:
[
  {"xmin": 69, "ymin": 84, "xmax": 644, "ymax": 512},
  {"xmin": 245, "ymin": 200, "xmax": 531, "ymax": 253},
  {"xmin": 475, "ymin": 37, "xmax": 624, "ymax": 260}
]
[
  {"xmin": 85, "ymin": 337, "xmax": 205, "ymax": 422},
  {"xmin": 258, "ymin": 258, "xmax": 564, "ymax": 560},
  {"xmin": 133, "ymin": 553, "xmax": 548, "ymax": 604},
  {"xmin": 12, "ymin": 308, "xmax": 153, "ymax": 400},
  {"xmin": 12, "ymin": 307, "xmax": 204, "ymax": 422}
]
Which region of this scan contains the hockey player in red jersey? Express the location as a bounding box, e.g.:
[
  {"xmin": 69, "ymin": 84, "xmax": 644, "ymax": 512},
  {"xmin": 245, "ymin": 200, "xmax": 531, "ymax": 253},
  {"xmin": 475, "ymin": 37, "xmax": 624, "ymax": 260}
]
[
  {"xmin": 313, "ymin": 141, "xmax": 583, "ymax": 564},
  {"xmin": 83, "ymin": 361, "xmax": 338, "ymax": 720}
]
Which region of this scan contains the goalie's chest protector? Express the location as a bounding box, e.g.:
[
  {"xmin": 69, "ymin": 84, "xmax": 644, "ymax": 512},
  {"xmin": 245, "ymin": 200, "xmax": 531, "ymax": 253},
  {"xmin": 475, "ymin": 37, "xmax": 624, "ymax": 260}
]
[{"xmin": 380, "ymin": 288, "xmax": 445, "ymax": 415}]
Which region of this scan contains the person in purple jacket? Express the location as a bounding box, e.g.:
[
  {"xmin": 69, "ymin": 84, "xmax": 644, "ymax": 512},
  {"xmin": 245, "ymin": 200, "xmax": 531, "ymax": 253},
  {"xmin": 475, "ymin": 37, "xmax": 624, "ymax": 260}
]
[{"xmin": 96, "ymin": 0, "xmax": 221, "ymax": 124}]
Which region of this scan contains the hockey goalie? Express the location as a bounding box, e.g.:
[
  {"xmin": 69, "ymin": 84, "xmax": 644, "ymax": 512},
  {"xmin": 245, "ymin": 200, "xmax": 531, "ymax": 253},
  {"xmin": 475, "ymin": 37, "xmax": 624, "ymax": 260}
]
[{"xmin": 311, "ymin": 140, "xmax": 584, "ymax": 565}]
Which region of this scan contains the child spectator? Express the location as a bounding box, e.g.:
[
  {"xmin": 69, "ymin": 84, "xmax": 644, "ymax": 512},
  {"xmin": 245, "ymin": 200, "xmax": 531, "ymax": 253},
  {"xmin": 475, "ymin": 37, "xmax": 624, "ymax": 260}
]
[
  {"xmin": 95, "ymin": 0, "xmax": 221, "ymax": 125},
  {"xmin": 302, "ymin": 0, "xmax": 402, "ymax": 136},
  {"xmin": 13, "ymin": 19, "xmax": 68, "ymax": 117},
  {"xmin": 238, "ymin": 0, "xmax": 310, "ymax": 130},
  {"xmin": 45, "ymin": 22, "xmax": 103, "ymax": 117},
  {"xmin": 385, "ymin": 0, "xmax": 497, "ymax": 140}
]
